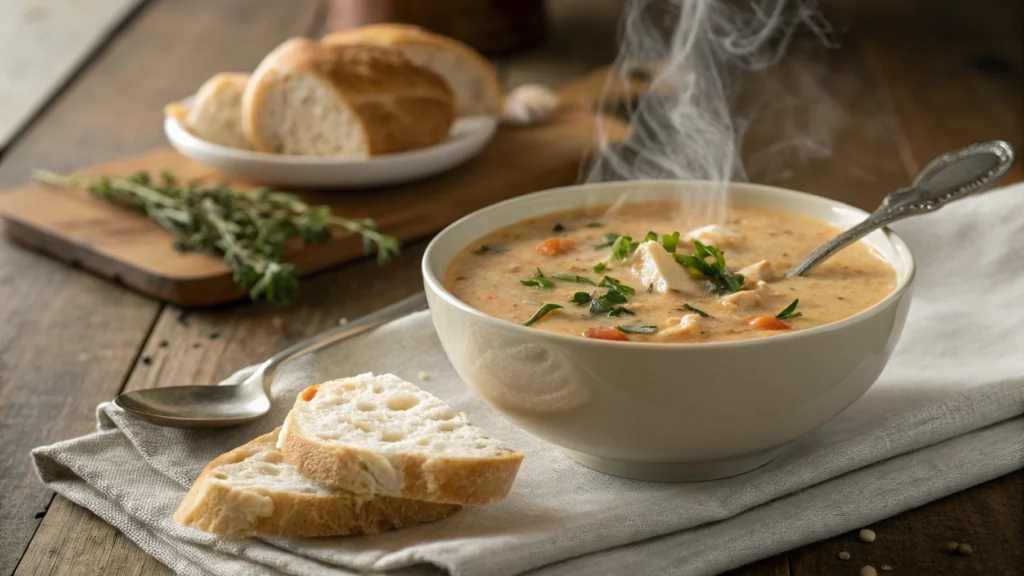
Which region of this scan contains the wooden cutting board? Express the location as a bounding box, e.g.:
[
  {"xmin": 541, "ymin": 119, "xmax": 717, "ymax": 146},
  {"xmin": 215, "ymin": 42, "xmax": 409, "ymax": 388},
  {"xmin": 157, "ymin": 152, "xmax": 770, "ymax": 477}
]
[{"xmin": 0, "ymin": 69, "xmax": 639, "ymax": 307}]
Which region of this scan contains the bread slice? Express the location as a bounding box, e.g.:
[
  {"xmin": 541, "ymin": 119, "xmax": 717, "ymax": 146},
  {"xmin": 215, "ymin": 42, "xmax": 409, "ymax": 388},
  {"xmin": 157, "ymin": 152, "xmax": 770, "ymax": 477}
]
[
  {"xmin": 174, "ymin": 429, "xmax": 460, "ymax": 538},
  {"xmin": 242, "ymin": 37, "xmax": 455, "ymax": 157},
  {"xmin": 278, "ymin": 373, "xmax": 523, "ymax": 506},
  {"xmin": 322, "ymin": 24, "xmax": 502, "ymax": 117},
  {"xmin": 164, "ymin": 72, "xmax": 251, "ymax": 149}
]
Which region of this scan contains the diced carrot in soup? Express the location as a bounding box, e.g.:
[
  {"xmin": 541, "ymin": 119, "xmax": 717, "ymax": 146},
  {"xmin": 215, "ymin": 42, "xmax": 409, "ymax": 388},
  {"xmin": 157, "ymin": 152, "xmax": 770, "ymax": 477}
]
[
  {"xmin": 747, "ymin": 316, "xmax": 790, "ymax": 330},
  {"xmin": 583, "ymin": 328, "xmax": 629, "ymax": 341},
  {"xmin": 536, "ymin": 237, "xmax": 575, "ymax": 256}
]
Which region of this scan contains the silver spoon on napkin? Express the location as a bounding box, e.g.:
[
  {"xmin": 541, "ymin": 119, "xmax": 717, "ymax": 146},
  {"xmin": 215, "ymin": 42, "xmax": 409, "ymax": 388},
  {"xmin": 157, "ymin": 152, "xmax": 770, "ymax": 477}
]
[
  {"xmin": 786, "ymin": 140, "xmax": 1016, "ymax": 278},
  {"xmin": 114, "ymin": 292, "xmax": 428, "ymax": 429}
]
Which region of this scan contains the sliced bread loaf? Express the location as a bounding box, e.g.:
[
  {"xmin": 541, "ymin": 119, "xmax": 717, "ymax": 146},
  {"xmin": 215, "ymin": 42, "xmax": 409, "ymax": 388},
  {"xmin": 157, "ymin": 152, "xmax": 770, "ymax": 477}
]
[
  {"xmin": 321, "ymin": 24, "xmax": 502, "ymax": 117},
  {"xmin": 164, "ymin": 72, "xmax": 251, "ymax": 149},
  {"xmin": 242, "ymin": 37, "xmax": 456, "ymax": 157},
  {"xmin": 278, "ymin": 373, "xmax": 523, "ymax": 505},
  {"xmin": 174, "ymin": 429, "xmax": 460, "ymax": 538}
]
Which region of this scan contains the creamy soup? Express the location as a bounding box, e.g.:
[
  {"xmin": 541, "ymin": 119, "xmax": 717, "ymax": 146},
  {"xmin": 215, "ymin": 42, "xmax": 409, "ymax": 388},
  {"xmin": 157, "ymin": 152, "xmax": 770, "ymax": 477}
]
[{"xmin": 444, "ymin": 202, "xmax": 897, "ymax": 343}]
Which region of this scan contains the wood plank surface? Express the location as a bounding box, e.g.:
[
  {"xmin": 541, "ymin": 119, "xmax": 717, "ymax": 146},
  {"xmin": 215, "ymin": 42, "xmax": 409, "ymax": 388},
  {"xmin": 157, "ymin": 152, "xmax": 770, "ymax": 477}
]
[{"xmin": 0, "ymin": 0, "xmax": 147, "ymax": 152}]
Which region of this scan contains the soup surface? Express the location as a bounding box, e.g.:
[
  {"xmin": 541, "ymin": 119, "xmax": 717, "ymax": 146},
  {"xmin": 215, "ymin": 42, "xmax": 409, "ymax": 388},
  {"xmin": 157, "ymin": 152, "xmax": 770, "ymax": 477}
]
[{"xmin": 444, "ymin": 202, "xmax": 897, "ymax": 343}]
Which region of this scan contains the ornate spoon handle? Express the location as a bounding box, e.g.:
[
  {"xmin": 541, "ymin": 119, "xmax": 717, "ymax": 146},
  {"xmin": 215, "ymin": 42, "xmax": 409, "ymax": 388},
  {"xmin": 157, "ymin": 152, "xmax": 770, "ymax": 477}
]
[{"xmin": 786, "ymin": 140, "xmax": 1016, "ymax": 278}]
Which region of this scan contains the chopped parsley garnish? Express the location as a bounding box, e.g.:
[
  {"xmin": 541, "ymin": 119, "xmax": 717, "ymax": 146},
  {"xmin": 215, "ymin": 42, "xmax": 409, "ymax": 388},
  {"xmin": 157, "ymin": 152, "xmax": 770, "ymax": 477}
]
[
  {"xmin": 775, "ymin": 299, "xmax": 803, "ymax": 320},
  {"xmin": 553, "ymin": 223, "xmax": 565, "ymax": 232},
  {"xmin": 598, "ymin": 276, "xmax": 636, "ymax": 295},
  {"xmin": 552, "ymin": 272, "xmax": 597, "ymax": 285},
  {"xmin": 520, "ymin": 267, "xmax": 553, "ymax": 289},
  {"xmin": 682, "ymin": 303, "xmax": 712, "ymax": 318},
  {"xmin": 642, "ymin": 231, "xmax": 658, "ymax": 243},
  {"xmin": 661, "ymin": 232, "xmax": 680, "ymax": 253},
  {"xmin": 586, "ymin": 222, "xmax": 604, "ymax": 228},
  {"xmin": 593, "ymin": 261, "xmax": 608, "ymax": 274},
  {"xmin": 617, "ymin": 325, "xmax": 657, "ymax": 334},
  {"xmin": 593, "ymin": 232, "xmax": 622, "ymax": 248},
  {"xmin": 570, "ymin": 291, "xmax": 593, "ymax": 305},
  {"xmin": 674, "ymin": 240, "xmax": 745, "ymax": 294},
  {"xmin": 609, "ymin": 235, "xmax": 639, "ymax": 261},
  {"xmin": 523, "ymin": 303, "xmax": 563, "ymax": 326},
  {"xmin": 608, "ymin": 306, "xmax": 635, "ymax": 317},
  {"xmin": 647, "ymin": 283, "xmax": 654, "ymax": 294},
  {"xmin": 589, "ymin": 289, "xmax": 627, "ymax": 315}
]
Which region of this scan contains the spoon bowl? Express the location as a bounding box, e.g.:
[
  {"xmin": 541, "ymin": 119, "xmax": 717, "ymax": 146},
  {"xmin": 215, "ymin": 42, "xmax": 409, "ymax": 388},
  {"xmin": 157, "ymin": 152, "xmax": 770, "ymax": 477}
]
[
  {"xmin": 114, "ymin": 384, "xmax": 271, "ymax": 428},
  {"xmin": 114, "ymin": 292, "xmax": 429, "ymax": 428}
]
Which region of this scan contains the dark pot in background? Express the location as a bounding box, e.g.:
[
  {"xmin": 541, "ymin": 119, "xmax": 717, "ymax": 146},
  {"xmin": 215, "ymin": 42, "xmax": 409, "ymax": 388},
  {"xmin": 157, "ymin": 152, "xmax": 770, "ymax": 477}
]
[{"xmin": 324, "ymin": 0, "xmax": 548, "ymax": 56}]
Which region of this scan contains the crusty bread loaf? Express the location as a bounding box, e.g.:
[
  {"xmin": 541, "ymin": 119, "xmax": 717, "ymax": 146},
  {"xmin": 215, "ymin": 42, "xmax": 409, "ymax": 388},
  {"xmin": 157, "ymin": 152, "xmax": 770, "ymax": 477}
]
[
  {"xmin": 174, "ymin": 429, "xmax": 460, "ymax": 538},
  {"xmin": 164, "ymin": 72, "xmax": 251, "ymax": 149},
  {"xmin": 279, "ymin": 373, "xmax": 524, "ymax": 506},
  {"xmin": 242, "ymin": 37, "xmax": 456, "ymax": 157},
  {"xmin": 322, "ymin": 24, "xmax": 502, "ymax": 117}
]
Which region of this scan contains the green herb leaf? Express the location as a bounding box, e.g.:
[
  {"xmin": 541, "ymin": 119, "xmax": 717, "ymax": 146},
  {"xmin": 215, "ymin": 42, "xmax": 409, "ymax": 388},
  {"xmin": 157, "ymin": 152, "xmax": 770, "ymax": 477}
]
[
  {"xmin": 598, "ymin": 276, "xmax": 636, "ymax": 295},
  {"xmin": 552, "ymin": 273, "xmax": 597, "ymax": 285},
  {"xmin": 608, "ymin": 306, "xmax": 635, "ymax": 317},
  {"xmin": 586, "ymin": 222, "xmax": 604, "ymax": 228},
  {"xmin": 474, "ymin": 245, "xmax": 490, "ymax": 254},
  {"xmin": 593, "ymin": 232, "xmax": 622, "ymax": 248},
  {"xmin": 523, "ymin": 303, "xmax": 563, "ymax": 326},
  {"xmin": 674, "ymin": 240, "xmax": 745, "ymax": 294},
  {"xmin": 593, "ymin": 261, "xmax": 608, "ymax": 274},
  {"xmin": 609, "ymin": 235, "xmax": 638, "ymax": 261},
  {"xmin": 570, "ymin": 291, "xmax": 593, "ymax": 305},
  {"xmin": 682, "ymin": 303, "xmax": 712, "ymax": 318},
  {"xmin": 617, "ymin": 325, "xmax": 657, "ymax": 334},
  {"xmin": 520, "ymin": 267, "xmax": 553, "ymax": 289},
  {"xmin": 661, "ymin": 231, "xmax": 680, "ymax": 253},
  {"xmin": 589, "ymin": 289, "xmax": 629, "ymax": 316},
  {"xmin": 33, "ymin": 170, "xmax": 399, "ymax": 305},
  {"xmin": 775, "ymin": 299, "xmax": 803, "ymax": 320},
  {"xmin": 642, "ymin": 231, "xmax": 658, "ymax": 243}
]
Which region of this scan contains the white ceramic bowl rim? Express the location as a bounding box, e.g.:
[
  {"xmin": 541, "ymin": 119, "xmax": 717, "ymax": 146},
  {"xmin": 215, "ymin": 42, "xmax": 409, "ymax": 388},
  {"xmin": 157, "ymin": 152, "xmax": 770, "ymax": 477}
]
[
  {"xmin": 164, "ymin": 101, "xmax": 497, "ymax": 167},
  {"xmin": 422, "ymin": 179, "xmax": 917, "ymax": 351}
]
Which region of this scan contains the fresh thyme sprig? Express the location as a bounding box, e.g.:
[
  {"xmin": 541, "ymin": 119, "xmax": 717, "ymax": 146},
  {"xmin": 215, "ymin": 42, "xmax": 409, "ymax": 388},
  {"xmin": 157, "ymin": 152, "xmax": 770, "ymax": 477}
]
[{"xmin": 34, "ymin": 170, "xmax": 400, "ymax": 305}]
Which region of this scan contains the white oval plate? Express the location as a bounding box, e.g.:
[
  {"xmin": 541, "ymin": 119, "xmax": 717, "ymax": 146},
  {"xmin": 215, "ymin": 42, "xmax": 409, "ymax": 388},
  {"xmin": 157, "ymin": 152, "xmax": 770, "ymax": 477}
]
[{"xmin": 164, "ymin": 112, "xmax": 497, "ymax": 189}]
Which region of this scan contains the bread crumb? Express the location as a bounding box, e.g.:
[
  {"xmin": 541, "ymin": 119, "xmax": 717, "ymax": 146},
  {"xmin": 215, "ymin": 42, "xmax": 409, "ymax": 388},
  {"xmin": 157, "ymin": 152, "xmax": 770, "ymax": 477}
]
[
  {"xmin": 880, "ymin": 565, "xmax": 893, "ymax": 571},
  {"xmin": 339, "ymin": 317, "xmax": 349, "ymax": 325},
  {"xmin": 860, "ymin": 566, "xmax": 877, "ymax": 576},
  {"xmin": 956, "ymin": 543, "xmax": 973, "ymax": 556},
  {"xmin": 418, "ymin": 371, "xmax": 430, "ymax": 381},
  {"xmin": 838, "ymin": 551, "xmax": 851, "ymax": 560},
  {"xmin": 945, "ymin": 541, "xmax": 960, "ymax": 552},
  {"xmin": 271, "ymin": 316, "xmax": 285, "ymax": 330},
  {"xmin": 859, "ymin": 528, "xmax": 876, "ymax": 543}
]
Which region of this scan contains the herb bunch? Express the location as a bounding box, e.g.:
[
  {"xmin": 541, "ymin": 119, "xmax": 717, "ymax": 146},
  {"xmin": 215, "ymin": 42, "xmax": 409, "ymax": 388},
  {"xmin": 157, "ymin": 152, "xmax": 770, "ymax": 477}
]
[{"xmin": 35, "ymin": 170, "xmax": 400, "ymax": 304}]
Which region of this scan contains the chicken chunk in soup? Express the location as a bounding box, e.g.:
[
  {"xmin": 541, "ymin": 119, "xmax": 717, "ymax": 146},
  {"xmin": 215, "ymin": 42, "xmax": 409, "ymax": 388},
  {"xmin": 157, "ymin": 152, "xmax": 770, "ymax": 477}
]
[{"xmin": 444, "ymin": 202, "xmax": 897, "ymax": 343}]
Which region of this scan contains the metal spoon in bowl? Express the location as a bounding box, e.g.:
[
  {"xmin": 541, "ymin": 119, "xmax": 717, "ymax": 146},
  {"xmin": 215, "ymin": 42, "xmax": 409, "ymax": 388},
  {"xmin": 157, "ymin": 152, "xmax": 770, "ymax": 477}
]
[
  {"xmin": 114, "ymin": 292, "xmax": 428, "ymax": 429},
  {"xmin": 786, "ymin": 140, "xmax": 1016, "ymax": 278}
]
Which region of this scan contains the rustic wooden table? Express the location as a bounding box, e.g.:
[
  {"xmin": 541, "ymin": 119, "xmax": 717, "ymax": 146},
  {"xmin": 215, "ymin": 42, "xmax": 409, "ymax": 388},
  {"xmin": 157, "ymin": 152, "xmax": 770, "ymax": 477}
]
[{"xmin": 0, "ymin": 1, "xmax": 1021, "ymax": 575}]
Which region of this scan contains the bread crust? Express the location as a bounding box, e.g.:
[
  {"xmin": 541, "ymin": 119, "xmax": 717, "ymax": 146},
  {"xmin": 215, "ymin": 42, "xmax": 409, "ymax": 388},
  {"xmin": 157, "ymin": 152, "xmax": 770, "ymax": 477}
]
[
  {"xmin": 280, "ymin": 383, "xmax": 524, "ymax": 506},
  {"xmin": 164, "ymin": 72, "xmax": 251, "ymax": 149},
  {"xmin": 242, "ymin": 37, "xmax": 455, "ymax": 156},
  {"xmin": 322, "ymin": 24, "xmax": 502, "ymax": 116},
  {"xmin": 174, "ymin": 429, "xmax": 460, "ymax": 538}
]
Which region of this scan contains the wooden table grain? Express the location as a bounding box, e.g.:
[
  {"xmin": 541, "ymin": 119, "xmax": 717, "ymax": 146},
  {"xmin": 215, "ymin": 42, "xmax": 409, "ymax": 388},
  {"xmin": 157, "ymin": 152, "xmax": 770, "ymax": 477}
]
[{"xmin": 1, "ymin": 1, "xmax": 1021, "ymax": 575}]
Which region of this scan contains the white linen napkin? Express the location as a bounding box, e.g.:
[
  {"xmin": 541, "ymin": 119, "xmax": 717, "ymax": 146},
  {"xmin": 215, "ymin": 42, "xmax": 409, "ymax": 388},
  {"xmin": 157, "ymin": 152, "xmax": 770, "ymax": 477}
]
[{"xmin": 33, "ymin": 182, "xmax": 1024, "ymax": 576}]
